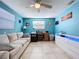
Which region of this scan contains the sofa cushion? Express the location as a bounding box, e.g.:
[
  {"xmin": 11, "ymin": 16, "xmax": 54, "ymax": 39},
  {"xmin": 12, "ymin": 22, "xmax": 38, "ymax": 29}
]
[
  {"xmin": 10, "ymin": 43, "xmax": 22, "ymax": 48},
  {"xmin": 17, "ymin": 32, "xmax": 23, "ymax": 39},
  {"xmin": 11, "ymin": 40, "xmax": 27, "ymax": 46},
  {"xmin": 9, "ymin": 44, "xmax": 22, "ymax": 58},
  {"xmin": 20, "ymin": 37, "xmax": 30, "ymax": 42},
  {"xmin": 0, "ymin": 43, "xmax": 14, "ymax": 51},
  {"xmin": 10, "ymin": 47, "xmax": 22, "ymax": 59},
  {"xmin": 7, "ymin": 33, "xmax": 17, "ymax": 42},
  {"xmin": 0, "ymin": 51, "xmax": 9, "ymax": 59},
  {"xmin": 0, "ymin": 34, "xmax": 9, "ymax": 43}
]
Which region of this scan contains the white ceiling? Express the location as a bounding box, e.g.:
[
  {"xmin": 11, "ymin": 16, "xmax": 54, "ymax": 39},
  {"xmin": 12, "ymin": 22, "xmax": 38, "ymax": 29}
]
[{"xmin": 1, "ymin": 0, "xmax": 77, "ymax": 18}]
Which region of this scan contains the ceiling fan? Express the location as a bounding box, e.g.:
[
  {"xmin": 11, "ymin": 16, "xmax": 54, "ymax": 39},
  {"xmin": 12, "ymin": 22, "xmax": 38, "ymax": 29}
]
[{"xmin": 27, "ymin": 0, "xmax": 52, "ymax": 12}]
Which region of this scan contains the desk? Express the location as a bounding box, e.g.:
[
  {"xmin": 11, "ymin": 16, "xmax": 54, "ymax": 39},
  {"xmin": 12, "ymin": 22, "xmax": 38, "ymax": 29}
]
[
  {"xmin": 31, "ymin": 32, "xmax": 49, "ymax": 42},
  {"xmin": 37, "ymin": 33, "xmax": 44, "ymax": 41},
  {"xmin": 31, "ymin": 33, "xmax": 37, "ymax": 42},
  {"xmin": 44, "ymin": 32, "xmax": 49, "ymax": 41}
]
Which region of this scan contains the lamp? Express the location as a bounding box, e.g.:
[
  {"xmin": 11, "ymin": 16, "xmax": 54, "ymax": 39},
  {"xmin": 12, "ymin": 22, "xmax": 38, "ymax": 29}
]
[
  {"xmin": 23, "ymin": 26, "xmax": 27, "ymax": 29},
  {"xmin": 23, "ymin": 26, "xmax": 27, "ymax": 33}
]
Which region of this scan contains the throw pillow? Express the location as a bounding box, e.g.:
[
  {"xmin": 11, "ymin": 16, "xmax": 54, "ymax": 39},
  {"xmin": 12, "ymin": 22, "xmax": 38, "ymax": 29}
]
[{"xmin": 0, "ymin": 42, "xmax": 14, "ymax": 51}]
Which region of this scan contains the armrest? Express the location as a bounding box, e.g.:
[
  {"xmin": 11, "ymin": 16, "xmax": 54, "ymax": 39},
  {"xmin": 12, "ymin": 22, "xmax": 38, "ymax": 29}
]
[{"xmin": 0, "ymin": 51, "xmax": 9, "ymax": 59}]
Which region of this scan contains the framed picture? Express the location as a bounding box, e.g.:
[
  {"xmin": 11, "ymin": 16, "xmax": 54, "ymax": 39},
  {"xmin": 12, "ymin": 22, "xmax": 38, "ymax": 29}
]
[
  {"xmin": 33, "ymin": 21, "xmax": 45, "ymax": 29},
  {"xmin": 48, "ymin": 22, "xmax": 52, "ymax": 26},
  {"xmin": 61, "ymin": 12, "xmax": 72, "ymax": 21},
  {"xmin": 26, "ymin": 22, "xmax": 30, "ymax": 26}
]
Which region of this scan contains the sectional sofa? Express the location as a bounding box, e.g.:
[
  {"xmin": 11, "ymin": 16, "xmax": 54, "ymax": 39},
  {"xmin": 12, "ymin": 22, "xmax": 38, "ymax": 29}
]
[{"xmin": 0, "ymin": 32, "xmax": 31, "ymax": 59}]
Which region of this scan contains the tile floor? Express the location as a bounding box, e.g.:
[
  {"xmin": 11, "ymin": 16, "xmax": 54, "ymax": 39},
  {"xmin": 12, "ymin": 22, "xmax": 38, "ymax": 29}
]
[{"xmin": 20, "ymin": 41, "xmax": 72, "ymax": 59}]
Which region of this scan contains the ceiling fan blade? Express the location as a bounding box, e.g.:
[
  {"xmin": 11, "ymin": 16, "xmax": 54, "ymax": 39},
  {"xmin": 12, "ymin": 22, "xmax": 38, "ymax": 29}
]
[
  {"xmin": 41, "ymin": 3, "xmax": 52, "ymax": 9},
  {"xmin": 35, "ymin": 0, "xmax": 41, "ymax": 3},
  {"xmin": 27, "ymin": 0, "xmax": 34, "ymax": 4},
  {"xmin": 68, "ymin": 0, "xmax": 75, "ymax": 5}
]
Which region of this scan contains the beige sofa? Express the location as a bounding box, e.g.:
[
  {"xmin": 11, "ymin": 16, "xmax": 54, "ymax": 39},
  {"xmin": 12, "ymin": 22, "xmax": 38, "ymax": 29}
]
[
  {"xmin": 0, "ymin": 32, "xmax": 30, "ymax": 59},
  {"xmin": 0, "ymin": 51, "xmax": 9, "ymax": 59}
]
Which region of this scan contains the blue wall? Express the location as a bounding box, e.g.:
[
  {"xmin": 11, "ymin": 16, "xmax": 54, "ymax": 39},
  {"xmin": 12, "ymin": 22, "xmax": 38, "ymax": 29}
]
[
  {"xmin": 55, "ymin": 1, "xmax": 79, "ymax": 36},
  {"xmin": 0, "ymin": 1, "xmax": 23, "ymax": 34},
  {"xmin": 23, "ymin": 18, "xmax": 55, "ymax": 34}
]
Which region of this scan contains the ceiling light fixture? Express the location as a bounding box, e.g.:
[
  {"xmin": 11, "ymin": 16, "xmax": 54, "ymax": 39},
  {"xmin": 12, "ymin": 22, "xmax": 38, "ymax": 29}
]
[{"xmin": 35, "ymin": 3, "xmax": 41, "ymax": 9}]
